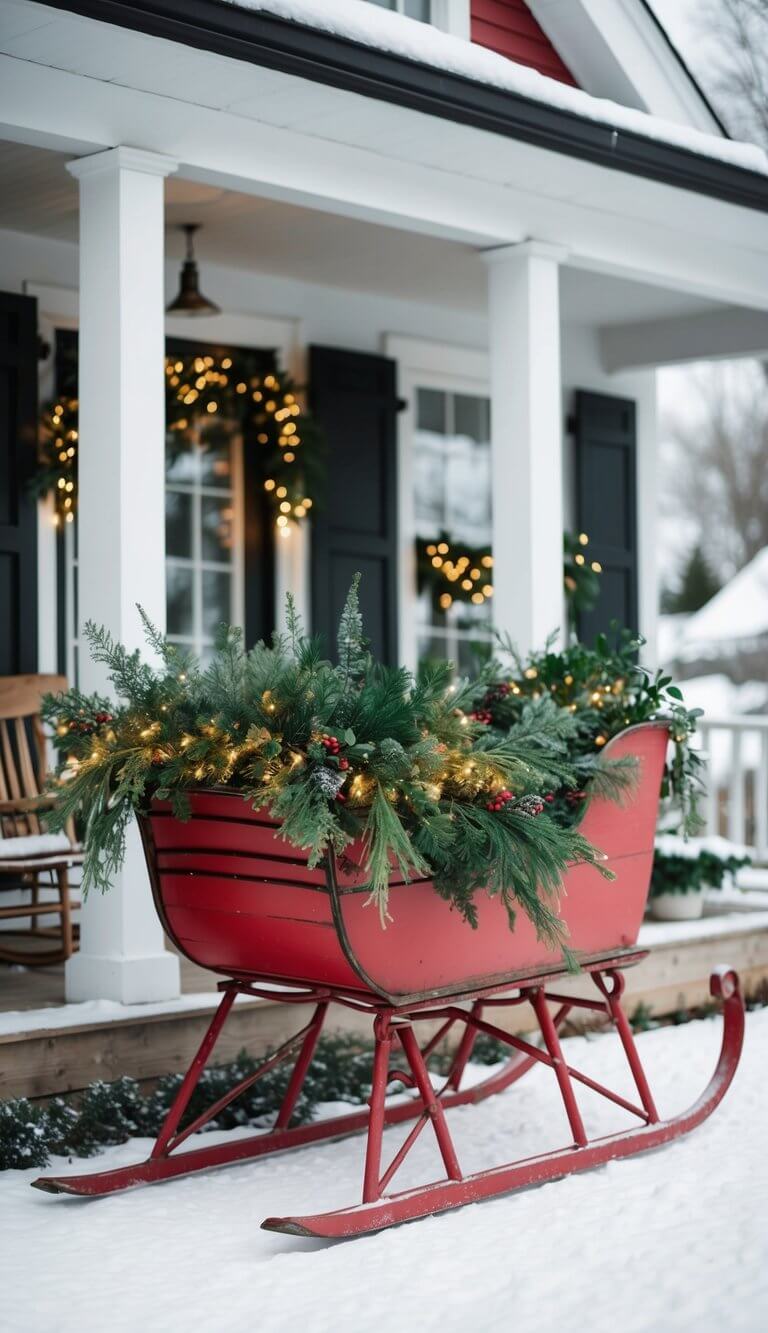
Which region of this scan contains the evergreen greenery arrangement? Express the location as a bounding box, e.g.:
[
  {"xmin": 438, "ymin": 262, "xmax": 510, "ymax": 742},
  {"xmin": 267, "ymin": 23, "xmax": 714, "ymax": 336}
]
[
  {"xmin": 650, "ymin": 841, "xmax": 750, "ymax": 898},
  {"xmin": 466, "ymin": 627, "xmax": 703, "ymax": 835},
  {"xmin": 42, "ymin": 578, "xmax": 614, "ymax": 952}
]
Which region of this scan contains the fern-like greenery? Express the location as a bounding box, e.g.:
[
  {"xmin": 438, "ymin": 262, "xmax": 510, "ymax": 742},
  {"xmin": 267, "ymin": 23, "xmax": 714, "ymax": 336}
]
[{"xmin": 42, "ymin": 581, "xmax": 616, "ymax": 956}]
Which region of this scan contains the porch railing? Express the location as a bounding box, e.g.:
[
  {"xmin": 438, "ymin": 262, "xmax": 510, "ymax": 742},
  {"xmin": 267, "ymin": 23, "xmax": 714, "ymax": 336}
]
[{"xmin": 694, "ymin": 715, "xmax": 768, "ymax": 864}]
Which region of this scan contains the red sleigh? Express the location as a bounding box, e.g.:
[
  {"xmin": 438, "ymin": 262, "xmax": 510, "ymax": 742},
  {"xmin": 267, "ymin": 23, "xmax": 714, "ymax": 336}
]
[{"xmin": 34, "ymin": 722, "xmax": 744, "ymax": 1236}]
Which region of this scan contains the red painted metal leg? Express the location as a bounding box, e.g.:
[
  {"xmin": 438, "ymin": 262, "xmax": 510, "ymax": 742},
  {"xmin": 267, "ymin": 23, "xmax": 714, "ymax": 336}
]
[
  {"xmin": 363, "ymin": 1015, "xmax": 393, "ymax": 1203},
  {"xmin": 529, "ymin": 986, "xmax": 588, "ymax": 1147},
  {"xmin": 151, "ymin": 988, "xmax": 237, "ymax": 1159},
  {"xmin": 274, "ymin": 1001, "xmax": 328, "ymax": 1130},
  {"xmin": 399, "ymin": 1025, "xmax": 462, "ymax": 1183},
  {"xmin": 445, "ymin": 1001, "xmax": 483, "ymax": 1090},
  {"xmin": 594, "ymin": 970, "xmax": 659, "ymax": 1123}
]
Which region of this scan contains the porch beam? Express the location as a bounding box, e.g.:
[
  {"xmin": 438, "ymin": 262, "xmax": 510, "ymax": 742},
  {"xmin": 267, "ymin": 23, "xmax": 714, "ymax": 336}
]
[
  {"xmin": 64, "ymin": 146, "xmax": 181, "ymax": 1005},
  {"xmin": 484, "ymin": 241, "xmax": 567, "ymax": 657},
  {"xmin": 600, "ymin": 306, "xmax": 768, "ymax": 372}
]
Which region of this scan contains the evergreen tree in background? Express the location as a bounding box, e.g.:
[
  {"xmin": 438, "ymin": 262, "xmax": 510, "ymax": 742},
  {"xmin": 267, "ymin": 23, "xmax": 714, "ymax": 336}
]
[{"xmin": 661, "ymin": 544, "xmax": 721, "ymax": 614}]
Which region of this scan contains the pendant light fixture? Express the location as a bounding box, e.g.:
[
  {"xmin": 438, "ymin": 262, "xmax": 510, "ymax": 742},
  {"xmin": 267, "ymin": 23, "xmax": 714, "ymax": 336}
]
[{"xmin": 166, "ymin": 223, "xmax": 221, "ymax": 317}]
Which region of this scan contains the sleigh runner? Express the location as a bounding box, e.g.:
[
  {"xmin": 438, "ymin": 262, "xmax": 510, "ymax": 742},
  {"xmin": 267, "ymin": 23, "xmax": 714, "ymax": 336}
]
[{"xmin": 33, "ymin": 721, "xmax": 745, "ymax": 1237}]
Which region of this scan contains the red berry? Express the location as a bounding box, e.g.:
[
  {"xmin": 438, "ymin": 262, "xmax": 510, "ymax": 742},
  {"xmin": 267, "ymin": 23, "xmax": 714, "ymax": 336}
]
[
  {"xmin": 335, "ymin": 792, "xmax": 346, "ymax": 803},
  {"xmin": 544, "ymin": 793, "xmax": 555, "ymax": 803},
  {"xmin": 339, "ymin": 758, "xmax": 349, "ymax": 770}
]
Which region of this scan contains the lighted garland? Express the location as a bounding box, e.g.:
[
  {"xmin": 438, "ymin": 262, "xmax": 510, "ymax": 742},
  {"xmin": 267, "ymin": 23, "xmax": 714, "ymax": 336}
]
[
  {"xmin": 467, "ymin": 629, "xmax": 704, "ymax": 834},
  {"xmin": 164, "ymin": 354, "xmax": 323, "ymax": 532},
  {"xmin": 36, "ymin": 353, "xmax": 324, "ymax": 533},
  {"xmin": 36, "ymin": 397, "xmax": 79, "ymax": 526},
  {"xmin": 417, "ymin": 528, "xmax": 604, "ymax": 622},
  {"xmin": 417, "ymin": 532, "xmax": 494, "ymax": 611}
]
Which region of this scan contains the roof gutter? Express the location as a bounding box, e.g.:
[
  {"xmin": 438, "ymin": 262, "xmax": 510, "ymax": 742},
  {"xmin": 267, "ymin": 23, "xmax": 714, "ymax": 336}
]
[{"xmin": 50, "ymin": 0, "xmax": 768, "ymax": 214}]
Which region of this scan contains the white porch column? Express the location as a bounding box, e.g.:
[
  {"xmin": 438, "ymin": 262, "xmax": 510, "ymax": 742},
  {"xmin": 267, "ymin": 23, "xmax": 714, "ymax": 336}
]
[
  {"xmin": 65, "ymin": 146, "xmax": 181, "ymax": 1004},
  {"xmin": 484, "ymin": 241, "xmax": 567, "ymax": 657}
]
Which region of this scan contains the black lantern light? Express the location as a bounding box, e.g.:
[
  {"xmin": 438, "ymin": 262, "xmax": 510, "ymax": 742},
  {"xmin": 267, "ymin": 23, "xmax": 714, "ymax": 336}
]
[{"xmin": 166, "ymin": 223, "xmax": 221, "ymax": 317}]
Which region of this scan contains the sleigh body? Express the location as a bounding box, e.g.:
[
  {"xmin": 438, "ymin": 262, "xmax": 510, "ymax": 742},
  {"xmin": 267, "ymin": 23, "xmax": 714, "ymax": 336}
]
[
  {"xmin": 139, "ymin": 723, "xmax": 669, "ymax": 1005},
  {"xmin": 34, "ymin": 722, "xmax": 745, "ymax": 1238}
]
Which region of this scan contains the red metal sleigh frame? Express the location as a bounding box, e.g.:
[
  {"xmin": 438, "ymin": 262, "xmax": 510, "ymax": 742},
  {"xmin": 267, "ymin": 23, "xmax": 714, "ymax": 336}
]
[
  {"xmin": 33, "ymin": 728, "xmax": 745, "ymax": 1235},
  {"xmin": 33, "ymin": 955, "xmax": 744, "ymax": 1238}
]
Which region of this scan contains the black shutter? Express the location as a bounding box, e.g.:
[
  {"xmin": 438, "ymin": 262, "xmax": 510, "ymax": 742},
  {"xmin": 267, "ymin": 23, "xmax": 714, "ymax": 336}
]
[
  {"xmin": 574, "ymin": 390, "xmax": 638, "ymax": 642},
  {"xmin": 310, "ymin": 346, "xmax": 399, "ymax": 663},
  {"xmin": 0, "ymin": 291, "xmax": 38, "ymax": 674}
]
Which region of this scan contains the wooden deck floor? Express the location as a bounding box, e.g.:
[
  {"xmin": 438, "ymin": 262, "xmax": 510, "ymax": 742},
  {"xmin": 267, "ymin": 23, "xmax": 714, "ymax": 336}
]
[{"xmin": 0, "ymin": 943, "xmax": 216, "ymax": 1013}]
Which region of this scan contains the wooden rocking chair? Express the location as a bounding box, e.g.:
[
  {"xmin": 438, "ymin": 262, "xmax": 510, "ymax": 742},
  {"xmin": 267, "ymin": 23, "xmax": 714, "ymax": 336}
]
[{"xmin": 0, "ymin": 675, "xmax": 82, "ymax": 965}]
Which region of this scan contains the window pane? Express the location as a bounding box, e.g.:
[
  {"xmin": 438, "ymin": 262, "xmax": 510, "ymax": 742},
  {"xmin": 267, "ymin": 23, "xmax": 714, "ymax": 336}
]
[
  {"xmin": 199, "ymin": 438, "xmax": 233, "ymax": 488},
  {"xmin": 202, "ymin": 570, "xmax": 232, "ymax": 637},
  {"xmin": 454, "ymin": 394, "xmax": 490, "ymax": 445},
  {"xmin": 166, "ymin": 438, "xmax": 199, "ymax": 484},
  {"xmin": 413, "ymin": 388, "xmax": 493, "ymax": 671},
  {"xmin": 417, "ymin": 387, "xmax": 446, "ymax": 435},
  {"xmin": 414, "ymin": 391, "xmax": 491, "ymax": 547},
  {"xmin": 166, "ymin": 490, "xmax": 193, "ymax": 559},
  {"xmin": 166, "ymin": 566, "xmax": 194, "ymax": 636},
  {"xmin": 404, "ymin": 0, "xmax": 430, "ymax": 19},
  {"xmin": 201, "ymin": 496, "xmax": 235, "ymax": 562}
]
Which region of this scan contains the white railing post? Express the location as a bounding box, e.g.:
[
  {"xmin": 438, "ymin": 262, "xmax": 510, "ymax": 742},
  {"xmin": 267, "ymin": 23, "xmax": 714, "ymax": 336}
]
[
  {"xmin": 727, "ymin": 729, "xmax": 744, "ymax": 845},
  {"xmin": 757, "ymin": 731, "xmax": 768, "ymax": 862}
]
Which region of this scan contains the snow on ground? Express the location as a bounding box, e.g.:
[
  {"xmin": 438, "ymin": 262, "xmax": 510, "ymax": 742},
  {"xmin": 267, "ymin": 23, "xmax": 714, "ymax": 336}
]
[
  {"xmin": 223, "ymin": 0, "xmax": 768, "ymax": 173},
  {"xmin": 2, "ymin": 1008, "xmax": 767, "ymax": 1333}
]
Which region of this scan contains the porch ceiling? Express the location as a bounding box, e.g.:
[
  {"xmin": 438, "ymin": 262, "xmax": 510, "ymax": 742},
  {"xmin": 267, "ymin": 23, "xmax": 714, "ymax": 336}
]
[{"xmin": 0, "ymin": 138, "xmax": 725, "ymax": 334}]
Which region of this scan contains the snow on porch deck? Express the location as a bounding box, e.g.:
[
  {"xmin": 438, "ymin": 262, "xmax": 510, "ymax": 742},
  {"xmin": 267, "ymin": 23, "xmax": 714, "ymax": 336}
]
[{"xmin": 2, "ymin": 1008, "xmax": 767, "ymax": 1333}]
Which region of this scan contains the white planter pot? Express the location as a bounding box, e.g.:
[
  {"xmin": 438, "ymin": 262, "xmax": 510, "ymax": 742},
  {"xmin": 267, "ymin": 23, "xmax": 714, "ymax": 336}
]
[{"xmin": 650, "ymin": 890, "xmax": 705, "ymax": 922}]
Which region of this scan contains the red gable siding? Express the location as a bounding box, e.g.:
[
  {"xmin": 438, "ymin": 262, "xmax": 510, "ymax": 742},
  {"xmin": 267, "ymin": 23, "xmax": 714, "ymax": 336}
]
[{"xmin": 471, "ymin": 0, "xmax": 578, "ymax": 86}]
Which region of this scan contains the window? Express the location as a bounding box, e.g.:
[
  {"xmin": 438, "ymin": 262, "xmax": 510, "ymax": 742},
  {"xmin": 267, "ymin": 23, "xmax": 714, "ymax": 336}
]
[
  {"xmin": 413, "ymin": 386, "xmax": 493, "ymax": 672},
  {"xmin": 364, "ymin": 0, "xmax": 432, "ymax": 22},
  {"xmin": 165, "ymin": 419, "xmax": 244, "ymax": 664}
]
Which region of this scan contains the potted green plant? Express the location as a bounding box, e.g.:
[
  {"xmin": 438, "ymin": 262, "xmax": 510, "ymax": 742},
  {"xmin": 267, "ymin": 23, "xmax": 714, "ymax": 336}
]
[{"xmin": 649, "ymin": 835, "xmax": 751, "ymax": 921}]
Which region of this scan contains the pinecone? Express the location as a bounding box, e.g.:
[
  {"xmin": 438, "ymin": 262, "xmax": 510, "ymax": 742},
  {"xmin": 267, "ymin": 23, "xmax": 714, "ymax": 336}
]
[{"xmin": 512, "ymin": 794, "xmax": 545, "ymax": 818}]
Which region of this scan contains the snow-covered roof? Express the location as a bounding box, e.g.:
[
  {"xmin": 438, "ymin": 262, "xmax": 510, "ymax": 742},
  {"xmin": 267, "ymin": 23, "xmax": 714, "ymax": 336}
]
[
  {"xmin": 682, "ymin": 548, "xmax": 768, "ymax": 648},
  {"xmin": 223, "ymin": 0, "xmax": 768, "ymax": 176}
]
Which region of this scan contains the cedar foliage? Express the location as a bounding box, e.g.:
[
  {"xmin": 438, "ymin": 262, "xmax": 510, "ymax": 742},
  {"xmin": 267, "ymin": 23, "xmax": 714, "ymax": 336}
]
[{"xmin": 42, "ymin": 580, "xmax": 614, "ymax": 952}]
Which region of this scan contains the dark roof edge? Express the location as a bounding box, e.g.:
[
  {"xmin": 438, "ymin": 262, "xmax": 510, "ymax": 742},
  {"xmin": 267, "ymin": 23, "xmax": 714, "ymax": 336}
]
[
  {"xmin": 50, "ymin": 0, "xmax": 768, "ymax": 213},
  {"xmin": 638, "ymin": 0, "xmax": 730, "ymax": 138}
]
